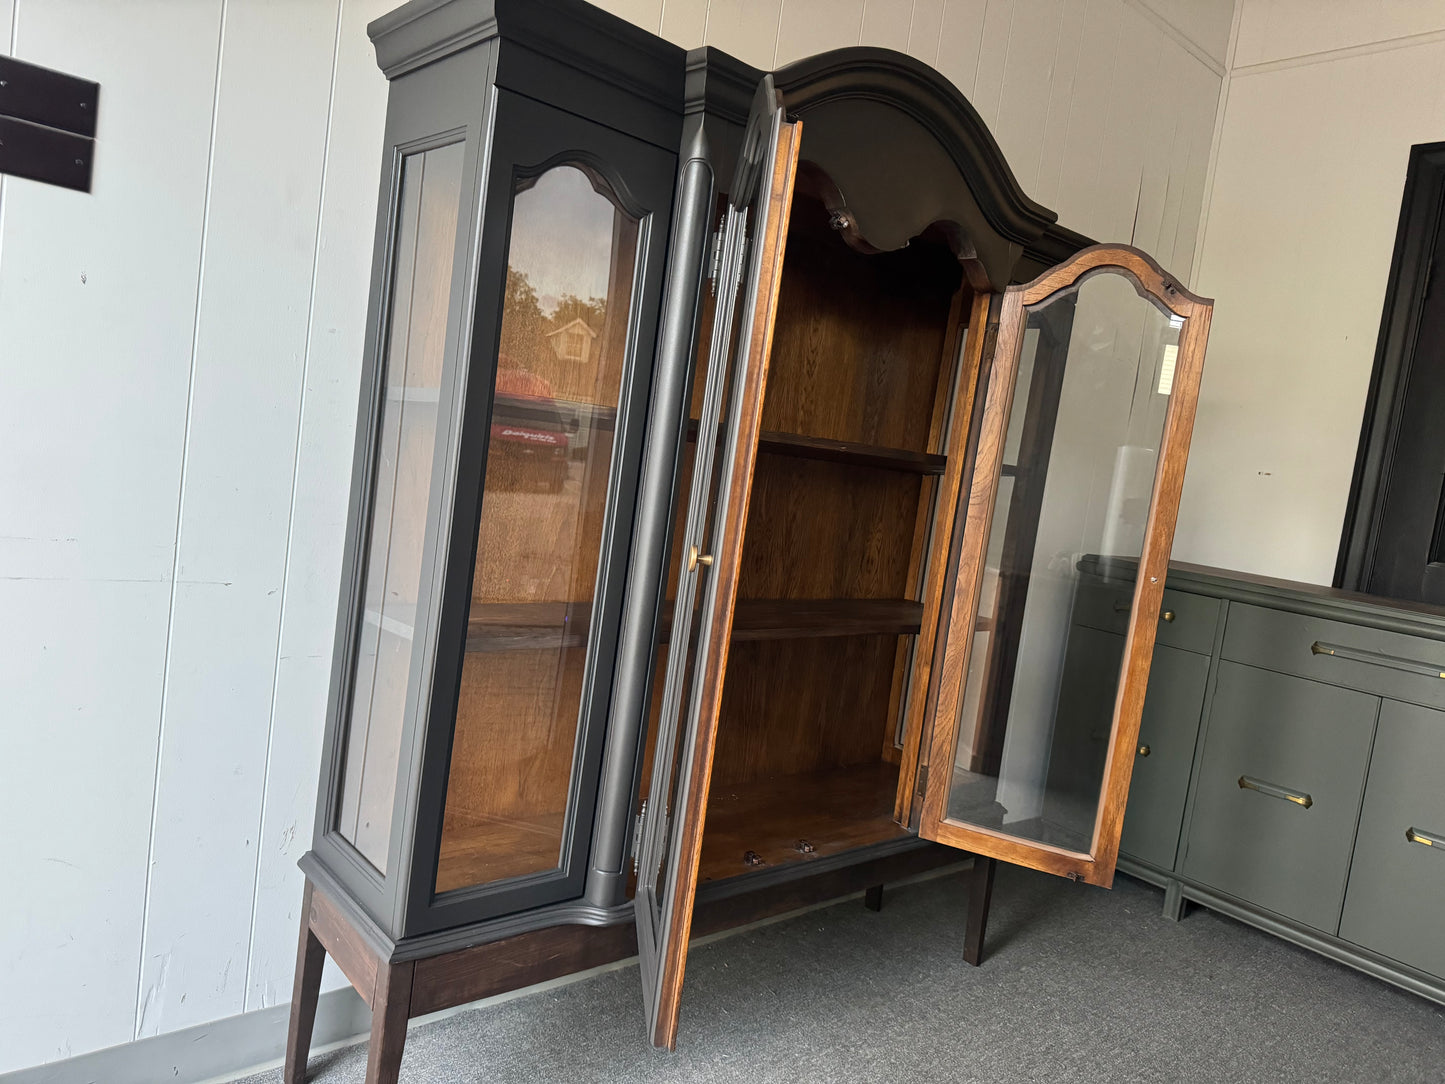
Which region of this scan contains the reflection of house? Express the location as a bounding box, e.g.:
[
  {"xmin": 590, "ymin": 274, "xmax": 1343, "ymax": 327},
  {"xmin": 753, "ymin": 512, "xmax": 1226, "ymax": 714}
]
[{"xmin": 546, "ymin": 317, "xmax": 598, "ymax": 364}]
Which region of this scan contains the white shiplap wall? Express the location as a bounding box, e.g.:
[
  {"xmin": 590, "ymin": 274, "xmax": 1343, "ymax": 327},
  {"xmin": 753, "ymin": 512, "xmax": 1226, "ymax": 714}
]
[
  {"xmin": 0, "ymin": 0, "xmax": 1229, "ymax": 1072},
  {"xmin": 1177, "ymin": 0, "xmax": 1445, "ymax": 584}
]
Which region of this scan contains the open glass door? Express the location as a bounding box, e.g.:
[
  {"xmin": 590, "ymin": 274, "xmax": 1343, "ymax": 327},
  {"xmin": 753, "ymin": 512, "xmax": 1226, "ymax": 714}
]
[
  {"xmin": 633, "ymin": 79, "xmax": 800, "ymax": 1049},
  {"xmin": 917, "ymin": 245, "xmax": 1212, "ymax": 887}
]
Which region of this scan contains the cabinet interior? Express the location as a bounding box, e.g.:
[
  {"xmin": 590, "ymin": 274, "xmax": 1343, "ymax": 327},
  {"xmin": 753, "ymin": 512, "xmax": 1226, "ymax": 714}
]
[{"xmin": 647, "ymin": 175, "xmax": 972, "ymax": 888}]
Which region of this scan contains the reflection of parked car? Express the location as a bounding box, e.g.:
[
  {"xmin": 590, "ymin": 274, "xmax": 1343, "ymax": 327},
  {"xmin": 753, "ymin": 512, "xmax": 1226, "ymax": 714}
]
[{"xmin": 491, "ymin": 361, "xmax": 573, "ymax": 493}]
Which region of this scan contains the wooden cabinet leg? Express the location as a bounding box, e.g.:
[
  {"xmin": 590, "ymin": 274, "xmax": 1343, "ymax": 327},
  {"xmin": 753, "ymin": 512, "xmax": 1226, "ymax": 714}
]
[
  {"xmin": 863, "ymin": 884, "xmax": 884, "ymax": 912},
  {"xmin": 284, "ymin": 883, "xmax": 326, "ymax": 1084},
  {"xmin": 963, "ymin": 855, "xmax": 996, "ymax": 967},
  {"xmin": 365, "ymin": 960, "xmax": 415, "ymax": 1084}
]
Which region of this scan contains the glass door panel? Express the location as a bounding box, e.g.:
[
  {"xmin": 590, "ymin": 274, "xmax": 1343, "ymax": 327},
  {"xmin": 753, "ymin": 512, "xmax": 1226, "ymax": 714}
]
[
  {"xmin": 336, "ymin": 140, "xmax": 465, "ymax": 874},
  {"xmin": 633, "ymin": 78, "xmax": 801, "ymax": 1051},
  {"xmin": 434, "ymin": 164, "xmax": 641, "ymax": 894},
  {"xmin": 919, "ymin": 246, "xmax": 1212, "ymax": 887}
]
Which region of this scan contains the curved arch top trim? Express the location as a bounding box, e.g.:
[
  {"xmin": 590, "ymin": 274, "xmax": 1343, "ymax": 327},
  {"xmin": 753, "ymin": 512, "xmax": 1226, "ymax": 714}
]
[
  {"xmin": 1015, "ymin": 243, "xmax": 1211, "ymax": 318},
  {"xmin": 772, "ymin": 47, "xmax": 1057, "ymax": 252}
]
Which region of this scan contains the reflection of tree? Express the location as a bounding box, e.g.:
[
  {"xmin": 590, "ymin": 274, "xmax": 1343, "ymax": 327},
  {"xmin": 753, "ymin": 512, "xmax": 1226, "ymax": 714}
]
[
  {"xmin": 552, "ymin": 293, "xmax": 606, "ymax": 331},
  {"xmin": 499, "ymin": 267, "xmax": 606, "ymax": 375}
]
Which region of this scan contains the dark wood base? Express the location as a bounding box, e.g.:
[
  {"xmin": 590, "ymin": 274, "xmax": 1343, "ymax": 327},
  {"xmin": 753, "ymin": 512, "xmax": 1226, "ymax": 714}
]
[
  {"xmin": 963, "ymin": 855, "xmax": 996, "ymax": 967},
  {"xmin": 284, "ymin": 842, "xmax": 959, "ymax": 1081}
]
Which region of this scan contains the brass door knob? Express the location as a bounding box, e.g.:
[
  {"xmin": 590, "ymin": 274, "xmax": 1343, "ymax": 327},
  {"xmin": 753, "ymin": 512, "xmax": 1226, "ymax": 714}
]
[
  {"xmin": 1161, "ymin": 611, "xmax": 1176, "ymax": 623},
  {"xmin": 1138, "ymin": 744, "xmax": 1151, "ymax": 757},
  {"xmin": 687, "ymin": 545, "xmax": 714, "ymax": 572}
]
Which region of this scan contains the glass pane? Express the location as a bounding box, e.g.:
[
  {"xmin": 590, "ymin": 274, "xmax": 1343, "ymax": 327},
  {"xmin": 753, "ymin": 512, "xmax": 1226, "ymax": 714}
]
[
  {"xmin": 336, "ymin": 141, "xmax": 465, "ymax": 873},
  {"xmin": 944, "ymin": 269, "xmax": 1181, "ymax": 854},
  {"xmin": 436, "ymin": 165, "xmax": 641, "ymax": 894}
]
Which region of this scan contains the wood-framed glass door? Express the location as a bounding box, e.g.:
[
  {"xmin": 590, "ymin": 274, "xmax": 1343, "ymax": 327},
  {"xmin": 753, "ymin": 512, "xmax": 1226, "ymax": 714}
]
[
  {"xmin": 633, "ymin": 79, "xmax": 800, "ymax": 1050},
  {"xmin": 915, "ymin": 245, "xmax": 1212, "ymax": 887}
]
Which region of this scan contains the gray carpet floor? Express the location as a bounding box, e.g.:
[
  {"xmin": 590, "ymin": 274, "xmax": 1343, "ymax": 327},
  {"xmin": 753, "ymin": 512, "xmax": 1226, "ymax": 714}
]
[{"xmin": 245, "ymin": 865, "xmax": 1445, "ymax": 1083}]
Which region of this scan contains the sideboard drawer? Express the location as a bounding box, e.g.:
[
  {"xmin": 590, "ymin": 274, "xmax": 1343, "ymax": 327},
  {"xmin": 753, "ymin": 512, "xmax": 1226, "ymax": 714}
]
[
  {"xmin": 1339, "ymin": 700, "xmax": 1445, "ymax": 980},
  {"xmin": 1182, "ymin": 662, "xmax": 1377, "ymax": 932},
  {"xmin": 1222, "ymin": 602, "xmax": 1445, "ymax": 710},
  {"xmin": 1071, "ymin": 582, "xmax": 1219, "ymax": 655}
]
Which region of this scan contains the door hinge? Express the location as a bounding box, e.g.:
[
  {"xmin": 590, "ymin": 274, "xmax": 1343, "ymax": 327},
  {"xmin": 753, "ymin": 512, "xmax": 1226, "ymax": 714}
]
[
  {"xmin": 706, "ymin": 227, "xmax": 724, "ymax": 294},
  {"xmin": 630, "ymin": 798, "xmax": 647, "ymax": 873},
  {"xmin": 916, "ymin": 764, "xmax": 929, "ymax": 795}
]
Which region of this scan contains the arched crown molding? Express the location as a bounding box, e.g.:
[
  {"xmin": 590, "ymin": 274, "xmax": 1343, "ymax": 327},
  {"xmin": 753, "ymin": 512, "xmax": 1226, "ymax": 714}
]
[{"xmin": 772, "ymin": 47, "xmax": 1058, "ymax": 289}]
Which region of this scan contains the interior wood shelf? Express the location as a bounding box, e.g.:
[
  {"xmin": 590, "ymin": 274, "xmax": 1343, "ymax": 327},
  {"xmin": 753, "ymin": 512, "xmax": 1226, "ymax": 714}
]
[
  {"xmin": 464, "ymin": 597, "xmax": 924, "ymax": 653},
  {"xmin": 698, "ymin": 762, "xmax": 909, "ymax": 885},
  {"xmin": 756, "ymin": 430, "xmax": 946, "ymax": 475},
  {"xmin": 729, "ymin": 597, "xmax": 924, "ymax": 641}
]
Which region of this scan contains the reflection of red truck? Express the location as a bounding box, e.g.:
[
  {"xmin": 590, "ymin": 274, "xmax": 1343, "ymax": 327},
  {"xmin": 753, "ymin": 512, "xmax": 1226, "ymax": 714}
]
[{"xmin": 492, "ymin": 361, "xmax": 571, "ymax": 492}]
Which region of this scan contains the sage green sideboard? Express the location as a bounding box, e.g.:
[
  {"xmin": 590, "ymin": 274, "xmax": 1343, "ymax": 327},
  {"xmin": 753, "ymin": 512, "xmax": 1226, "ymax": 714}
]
[{"xmin": 1082, "ymin": 561, "xmax": 1445, "ymax": 1005}]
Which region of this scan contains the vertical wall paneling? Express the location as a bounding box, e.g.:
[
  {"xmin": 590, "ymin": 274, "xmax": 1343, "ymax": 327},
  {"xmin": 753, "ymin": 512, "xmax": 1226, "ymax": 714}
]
[
  {"xmin": 660, "ymin": 0, "xmax": 708, "ymax": 47},
  {"xmin": 934, "ymin": 0, "xmax": 988, "ymax": 112},
  {"xmin": 1050, "ymin": 0, "xmax": 1123, "ymax": 239},
  {"xmin": 1029, "ymin": 0, "xmax": 1086, "ymax": 211},
  {"xmin": 244, "ymin": 0, "xmax": 396, "ymax": 1014},
  {"xmin": 591, "ymin": 0, "xmax": 663, "ymax": 35},
  {"xmin": 907, "ymin": 0, "xmax": 946, "ymax": 66},
  {"xmin": 0, "ymin": 0, "xmax": 224, "ymax": 1071},
  {"xmin": 774, "ymin": 0, "xmax": 864, "ymax": 67},
  {"xmin": 970, "ymin": 0, "xmax": 1015, "ymax": 131},
  {"xmin": 134, "ymin": 0, "xmax": 344, "ymax": 1039},
  {"xmin": 859, "ymin": 0, "xmax": 914, "ymax": 55},
  {"xmin": 700, "ymin": 0, "xmax": 785, "ymax": 67},
  {"xmin": 989, "ymin": 0, "xmax": 1065, "ymax": 199}
]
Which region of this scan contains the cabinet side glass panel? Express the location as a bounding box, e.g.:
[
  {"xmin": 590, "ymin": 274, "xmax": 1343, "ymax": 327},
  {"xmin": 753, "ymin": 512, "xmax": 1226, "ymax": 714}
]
[
  {"xmin": 336, "ymin": 141, "xmax": 465, "ymax": 874},
  {"xmin": 436, "ymin": 165, "xmax": 640, "ymax": 895},
  {"xmin": 944, "ymin": 270, "xmax": 1180, "ymax": 853}
]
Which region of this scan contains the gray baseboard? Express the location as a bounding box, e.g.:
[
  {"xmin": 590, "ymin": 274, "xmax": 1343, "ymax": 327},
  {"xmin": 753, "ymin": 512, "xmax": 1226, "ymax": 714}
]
[{"xmin": 0, "ymin": 986, "xmax": 371, "ymax": 1084}]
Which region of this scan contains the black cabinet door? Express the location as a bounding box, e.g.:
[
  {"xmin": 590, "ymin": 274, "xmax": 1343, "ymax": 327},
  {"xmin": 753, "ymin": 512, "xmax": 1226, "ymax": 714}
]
[{"xmin": 400, "ymin": 90, "xmax": 677, "ymax": 937}]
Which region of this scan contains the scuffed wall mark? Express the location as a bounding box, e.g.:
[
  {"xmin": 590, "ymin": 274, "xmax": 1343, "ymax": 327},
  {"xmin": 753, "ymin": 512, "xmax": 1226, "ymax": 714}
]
[
  {"xmin": 279, "ymin": 822, "xmax": 297, "ymax": 851},
  {"xmin": 137, "ymin": 951, "xmax": 172, "ymax": 1036},
  {"xmin": 220, "ymin": 958, "xmax": 232, "ymax": 994},
  {"xmin": 44, "ymin": 856, "xmax": 81, "ymax": 871}
]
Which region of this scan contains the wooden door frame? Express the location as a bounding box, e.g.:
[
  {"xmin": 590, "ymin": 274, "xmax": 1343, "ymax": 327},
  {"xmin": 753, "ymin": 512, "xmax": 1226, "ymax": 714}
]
[
  {"xmin": 1337, "ymin": 141, "xmax": 1445, "ymax": 592},
  {"xmin": 917, "ymin": 244, "xmax": 1212, "ymax": 888}
]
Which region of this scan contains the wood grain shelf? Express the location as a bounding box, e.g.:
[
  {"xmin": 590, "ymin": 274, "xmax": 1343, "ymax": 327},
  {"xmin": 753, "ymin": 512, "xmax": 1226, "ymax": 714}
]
[
  {"xmin": 464, "ymin": 597, "xmax": 924, "ymax": 653},
  {"xmin": 698, "ymin": 762, "xmax": 909, "ymax": 885},
  {"xmin": 488, "ymin": 394, "xmax": 945, "ymax": 475},
  {"xmin": 755, "ymin": 431, "xmax": 946, "ymax": 475}
]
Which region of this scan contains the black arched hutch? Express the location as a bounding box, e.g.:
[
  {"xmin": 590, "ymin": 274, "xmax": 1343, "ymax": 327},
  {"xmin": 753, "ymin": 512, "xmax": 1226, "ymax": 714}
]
[{"xmin": 285, "ymin": 1, "xmax": 1214, "ymax": 1079}]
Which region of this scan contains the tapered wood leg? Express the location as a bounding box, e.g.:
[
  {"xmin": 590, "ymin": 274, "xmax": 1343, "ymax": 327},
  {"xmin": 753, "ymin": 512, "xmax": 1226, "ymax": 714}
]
[
  {"xmin": 863, "ymin": 884, "xmax": 884, "ymax": 912},
  {"xmin": 284, "ymin": 883, "xmax": 326, "ymax": 1084},
  {"xmin": 365, "ymin": 960, "xmax": 415, "ymax": 1084},
  {"xmin": 963, "ymin": 855, "xmax": 996, "ymax": 967}
]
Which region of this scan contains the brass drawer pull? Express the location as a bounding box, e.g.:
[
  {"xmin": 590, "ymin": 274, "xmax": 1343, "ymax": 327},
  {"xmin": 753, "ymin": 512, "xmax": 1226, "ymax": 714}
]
[
  {"xmin": 1238, "ymin": 775, "xmax": 1313, "ymax": 809},
  {"xmin": 1310, "ymin": 640, "xmax": 1445, "ymax": 679},
  {"xmin": 1112, "ymin": 599, "xmax": 1132, "ymax": 614},
  {"xmin": 1137, "ymin": 744, "xmax": 1151, "ymax": 757},
  {"xmin": 1161, "ymin": 610, "xmax": 1175, "ymax": 623},
  {"xmin": 1406, "ymin": 827, "xmax": 1444, "ymax": 848}
]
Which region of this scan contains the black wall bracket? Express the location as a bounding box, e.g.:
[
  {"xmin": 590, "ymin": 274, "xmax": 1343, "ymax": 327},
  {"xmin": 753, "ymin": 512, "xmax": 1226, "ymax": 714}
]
[{"xmin": 0, "ymin": 55, "xmax": 100, "ymax": 192}]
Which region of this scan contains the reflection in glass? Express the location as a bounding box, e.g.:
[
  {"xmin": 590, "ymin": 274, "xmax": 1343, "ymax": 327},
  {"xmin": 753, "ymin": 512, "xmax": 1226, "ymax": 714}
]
[
  {"xmin": 337, "ymin": 141, "xmax": 465, "ymax": 873},
  {"xmin": 945, "ymin": 270, "xmax": 1181, "ymax": 853},
  {"xmin": 436, "ymin": 165, "xmax": 640, "ymax": 894}
]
